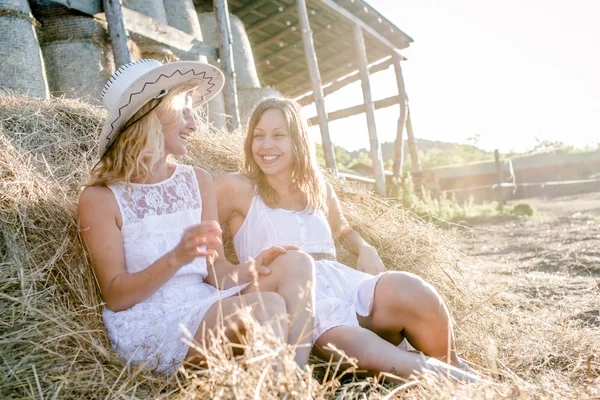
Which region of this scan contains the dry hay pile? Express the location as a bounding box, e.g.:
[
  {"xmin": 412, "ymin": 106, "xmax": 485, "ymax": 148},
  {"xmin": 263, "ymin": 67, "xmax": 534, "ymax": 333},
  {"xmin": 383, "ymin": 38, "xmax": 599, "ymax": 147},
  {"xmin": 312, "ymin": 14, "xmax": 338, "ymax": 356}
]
[{"xmin": 0, "ymin": 92, "xmax": 593, "ymax": 399}]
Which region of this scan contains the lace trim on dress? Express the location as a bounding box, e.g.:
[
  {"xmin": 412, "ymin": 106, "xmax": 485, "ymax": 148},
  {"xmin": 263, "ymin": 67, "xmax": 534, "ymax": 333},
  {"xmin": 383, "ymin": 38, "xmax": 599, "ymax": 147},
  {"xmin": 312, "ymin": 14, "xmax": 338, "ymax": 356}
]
[{"xmin": 108, "ymin": 165, "xmax": 201, "ymax": 226}]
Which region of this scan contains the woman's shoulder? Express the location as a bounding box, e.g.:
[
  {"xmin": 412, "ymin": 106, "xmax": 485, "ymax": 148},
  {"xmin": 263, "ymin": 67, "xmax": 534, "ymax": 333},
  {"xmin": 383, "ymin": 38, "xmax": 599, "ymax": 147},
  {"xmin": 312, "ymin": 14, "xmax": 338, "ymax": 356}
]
[
  {"xmin": 217, "ymin": 172, "xmax": 253, "ymax": 192},
  {"xmin": 78, "ymin": 185, "xmax": 119, "ymax": 218},
  {"xmin": 190, "ymin": 165, "xmax": 214, "ymax": 183},
  {"xmin": 79, "ymin": 184, "xmax": 112, "ymax": 203}
]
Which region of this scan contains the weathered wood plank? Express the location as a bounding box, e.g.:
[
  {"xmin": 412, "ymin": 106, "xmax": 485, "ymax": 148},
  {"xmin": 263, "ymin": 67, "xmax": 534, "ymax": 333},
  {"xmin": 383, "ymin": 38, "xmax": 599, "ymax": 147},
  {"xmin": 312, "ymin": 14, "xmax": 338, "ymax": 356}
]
[
  {"xmin": 306, "ymin": 94, "xmax": 400, "ymax": 125},
  {"xmin": 103, "ymin": 0, "xmax": 131, "ymax": 68},
  {"xmin": 120, "ymin": 8, "xmax": 218, "ymax": 59},
  {"xmin": 297, "ymin": 0, "xmax": 337, "ymax": 172},
  {"xmin": 49, "ymin": 0, "xmax": 217, "ymax": 60},
  {"xmin": 405, "ymin": 104, "xmax": 422, "ymax": 173},
  {"xmin": 392, "ymin": 53, "xmax": 407, "ymax": 179},
  {"xmin": 353, "ymin": 24, "xmax": 386, "ymax": 196},
  {"xmin": 297, "ymin": 56, "xmax": 393, "ymax": 105},
  {"xmin": 246, "ymin": 4, "xmax": 295, "ymax": 35},
  {"xmin": 235, "ymin": 0, "xmax": 273, "ymax": 19},
  {"xmin": 317, "ymin": 0, "xmax": 401, "ymax": 52},
  {"xmin": 214, "ymin": 0, "xmax": 240, "ymax": 131}
]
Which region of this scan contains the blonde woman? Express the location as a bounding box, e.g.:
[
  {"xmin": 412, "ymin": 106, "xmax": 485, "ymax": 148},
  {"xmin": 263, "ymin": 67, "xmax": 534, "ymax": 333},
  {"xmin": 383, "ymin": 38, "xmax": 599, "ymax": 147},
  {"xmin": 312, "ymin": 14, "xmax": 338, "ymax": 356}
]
[
  {"xmin": 216, "ymin": 97, "xmax": 478, "ymax": 381},
  {"xmin": 78, "ymin": 61, "xmax": 315, "ymax": 373}
]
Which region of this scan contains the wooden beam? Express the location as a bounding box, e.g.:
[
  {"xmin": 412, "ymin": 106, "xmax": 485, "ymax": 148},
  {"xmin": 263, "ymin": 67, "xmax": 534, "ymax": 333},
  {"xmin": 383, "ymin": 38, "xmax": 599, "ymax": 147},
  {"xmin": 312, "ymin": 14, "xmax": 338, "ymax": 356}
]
[
  {"xmin": 392, "ymin": 53, "xmax": 407, "ymax": 179},
  {"xmin": 103, "ymin": 0, "xmax": 131, "ymax": 68},
  {"xmin": 246, "ymin": 4, "xmax": 295, "ymax": 35},
  {"xmin": 316, "ymin": 0, "xmax": 401, "ymax": 53},
  {"xmin": 251, "ymin": 20, "xmax": 336, "ymax": 55},
  {"xmin": 494, "ymin": 149, "xmax": 505, "ymax": 205},
  {"xmin": 307, "ymin": 94, "xmax": 400, "ymax": 125},
  {"xmin": 49, "ymin": 0, "xmax": 218, "ymax": 59},
  {"xmin": 120, "ymin": 8, "xmax": 217, "ymax": 59},
  {"xmin": 235, "ymin": 0, "xmax": 273, "ymax": 19},
  {"xmin": 214, "ymin": 0, "xmax": 240, "ymax": 132},
  {"xmin": 273, "ymin": 38, "xmax": 389, "ymax": 96},
  {"xmin": 271, "ymin": 43, "xmax": 356, "ymax": 90},
  {"xmin": 405, "ymin": 104, "xmax": 421, "ymax": 173},
  {"xmin": 255, "ymin": 26, "xmax": 334, "ymax": 63},
  {"xmin": 353, "ymin": 24, "xmax": 386, "ymax": 197},
  {"xmin": 297, "ymin": 0, "xmax": 336, "ymax": 173},
  {"xmin": 297, "ymin": 56, "xmax": 393, "ymax": 105}
]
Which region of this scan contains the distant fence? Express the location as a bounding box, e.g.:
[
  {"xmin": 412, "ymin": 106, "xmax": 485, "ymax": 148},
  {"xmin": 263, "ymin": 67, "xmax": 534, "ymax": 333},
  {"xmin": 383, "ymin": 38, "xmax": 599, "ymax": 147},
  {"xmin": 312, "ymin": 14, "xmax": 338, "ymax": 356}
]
[{"xmin": 422, "ymin": 150, "xmax": 600, "ymax": 203}]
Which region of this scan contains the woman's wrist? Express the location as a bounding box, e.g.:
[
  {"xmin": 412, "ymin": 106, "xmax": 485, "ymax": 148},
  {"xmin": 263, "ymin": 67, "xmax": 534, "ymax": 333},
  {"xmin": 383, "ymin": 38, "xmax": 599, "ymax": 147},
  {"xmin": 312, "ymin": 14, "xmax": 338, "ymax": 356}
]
[
  {"xmin": 166, "ymin": 250, "xmax": 184, "ymax": 270},
  {"xmin": 358, "ymin": 242, "xmax": 375, "ymax": 254}
]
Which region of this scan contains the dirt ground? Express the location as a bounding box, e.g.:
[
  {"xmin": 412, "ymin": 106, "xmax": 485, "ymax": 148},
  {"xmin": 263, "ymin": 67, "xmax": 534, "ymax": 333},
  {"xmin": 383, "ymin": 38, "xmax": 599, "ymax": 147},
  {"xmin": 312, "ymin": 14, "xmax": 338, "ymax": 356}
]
[{"xmin": 453, "ymin": 192, "xmax": 600, "ymax": 396}]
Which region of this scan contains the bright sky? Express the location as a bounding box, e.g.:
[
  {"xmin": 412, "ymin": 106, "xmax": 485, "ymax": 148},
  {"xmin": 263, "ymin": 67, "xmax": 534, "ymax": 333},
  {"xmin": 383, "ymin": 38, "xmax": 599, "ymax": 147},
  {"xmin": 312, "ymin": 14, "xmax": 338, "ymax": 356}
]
[{"xmin": 302, "ymin": 0, "xmax": 600, "ymax": 153}]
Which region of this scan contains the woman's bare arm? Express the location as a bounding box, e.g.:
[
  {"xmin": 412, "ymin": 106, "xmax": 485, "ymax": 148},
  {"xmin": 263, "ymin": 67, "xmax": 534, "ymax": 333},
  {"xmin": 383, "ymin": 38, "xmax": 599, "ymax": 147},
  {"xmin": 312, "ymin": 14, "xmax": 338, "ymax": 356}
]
[
  {"xmin": 78, "ymin": 185, "xmax": 219, "ymax": 312},
  {"xmin": 197, "ymin": 169, "xmax": 275, "ymax": 289},
  {"xmin": 325, "ymin": 182, "xmax": 386, "ymax": 274}
]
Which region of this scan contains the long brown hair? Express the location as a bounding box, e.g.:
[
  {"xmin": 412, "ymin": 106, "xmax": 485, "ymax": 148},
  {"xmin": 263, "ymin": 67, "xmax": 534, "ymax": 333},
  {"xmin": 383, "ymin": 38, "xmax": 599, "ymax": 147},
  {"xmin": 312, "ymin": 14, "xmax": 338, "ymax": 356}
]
[
  {"xmin": 86, "ymin": 82, "xmax": 198, "ymax": 186},
  {"xmin": 243, "ymin": 97, "xmax": 326, "ymax": 212}
]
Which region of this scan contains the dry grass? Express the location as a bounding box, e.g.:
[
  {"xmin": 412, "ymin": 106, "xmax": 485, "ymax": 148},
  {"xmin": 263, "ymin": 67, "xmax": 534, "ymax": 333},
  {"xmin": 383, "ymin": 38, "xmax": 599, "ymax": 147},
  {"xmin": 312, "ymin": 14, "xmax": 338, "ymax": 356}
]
[{"xmin": 0, "ymin": 92, "xmax": 598, "ymax": 399}]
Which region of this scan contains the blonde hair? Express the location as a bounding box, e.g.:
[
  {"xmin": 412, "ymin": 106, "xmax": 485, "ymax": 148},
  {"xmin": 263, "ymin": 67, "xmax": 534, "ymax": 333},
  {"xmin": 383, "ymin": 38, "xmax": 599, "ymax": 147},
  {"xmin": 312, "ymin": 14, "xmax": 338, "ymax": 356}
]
[
  {"xmin": 86, "ymin": 82, "xmax": 198, "ymax": 186},
  {"xmin": 243, "ymin": 97, "xmax": 326, "ymax": 212}
]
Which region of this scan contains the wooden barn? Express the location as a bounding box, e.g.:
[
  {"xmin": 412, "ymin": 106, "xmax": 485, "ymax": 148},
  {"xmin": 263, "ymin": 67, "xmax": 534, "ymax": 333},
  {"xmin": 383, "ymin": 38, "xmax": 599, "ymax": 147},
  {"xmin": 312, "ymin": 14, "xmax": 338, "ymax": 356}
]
[{"xmin": 0, "ymin": 0, "xmax": 423, "ymax": 197}]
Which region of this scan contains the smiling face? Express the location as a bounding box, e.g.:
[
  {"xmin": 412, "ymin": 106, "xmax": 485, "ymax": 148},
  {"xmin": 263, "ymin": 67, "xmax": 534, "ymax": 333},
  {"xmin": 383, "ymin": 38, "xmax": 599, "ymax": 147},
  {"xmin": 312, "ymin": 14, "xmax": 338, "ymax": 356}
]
[
  {"xmin": 160, "ymin": 93, "xmax": 197, "ymax": 157},
  {"xmin": 251, "ymin": 108, "xmax": 295, "ymax": 179}
]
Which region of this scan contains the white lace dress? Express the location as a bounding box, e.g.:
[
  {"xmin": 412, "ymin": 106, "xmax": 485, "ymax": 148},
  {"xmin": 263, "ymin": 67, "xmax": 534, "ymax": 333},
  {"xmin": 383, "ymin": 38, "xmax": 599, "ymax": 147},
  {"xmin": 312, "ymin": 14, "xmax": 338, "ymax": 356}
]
[
  {"xmin": 104, "ymin": 164, "xmax": 248, "ymax": 373},
  {"xmin": 233, "ymin": 193, "xmax": 386, "ymax": 343}
]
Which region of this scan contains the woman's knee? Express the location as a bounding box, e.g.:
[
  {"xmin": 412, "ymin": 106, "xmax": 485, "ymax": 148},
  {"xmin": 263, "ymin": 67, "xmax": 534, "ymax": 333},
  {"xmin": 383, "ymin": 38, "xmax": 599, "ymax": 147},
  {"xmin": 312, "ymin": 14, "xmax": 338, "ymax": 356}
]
[
  {"xmin": 316, "ymin": 327, "xmax": 381, "ymax": 368},
  {"xmin": 377, "ymin": 272, "xmax": 444, "ymax": 316},
  {"xmin": 271, "ymin": 250, "xmax": 315, "ymax": 283},
  {"xmin": 249, "ymin": 292, "xmax": 287, "ymax": 320}
]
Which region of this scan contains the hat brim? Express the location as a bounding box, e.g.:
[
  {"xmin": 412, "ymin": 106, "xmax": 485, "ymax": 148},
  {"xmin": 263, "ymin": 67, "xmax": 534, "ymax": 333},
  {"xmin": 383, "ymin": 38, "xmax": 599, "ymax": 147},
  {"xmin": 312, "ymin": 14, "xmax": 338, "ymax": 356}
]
[{"xmin": 98, "ymin": 61, "xmax": 224, "ymax": 159}]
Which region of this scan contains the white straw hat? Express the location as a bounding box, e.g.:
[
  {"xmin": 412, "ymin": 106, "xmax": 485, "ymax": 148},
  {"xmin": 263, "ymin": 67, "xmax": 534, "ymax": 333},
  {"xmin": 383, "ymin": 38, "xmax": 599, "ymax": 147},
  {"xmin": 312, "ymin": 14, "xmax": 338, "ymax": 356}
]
[{"xmin": 98, "ymin": 59, "xmax": 224, "ymax": 159}]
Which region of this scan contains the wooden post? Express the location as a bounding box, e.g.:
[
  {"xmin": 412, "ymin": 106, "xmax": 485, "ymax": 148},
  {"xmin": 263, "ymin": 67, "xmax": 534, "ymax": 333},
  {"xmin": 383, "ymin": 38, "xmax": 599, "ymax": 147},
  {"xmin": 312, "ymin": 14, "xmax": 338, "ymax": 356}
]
[
  {"xmin": 405, "ymin": 104, "xmax": 422, "ymax": 196},
  {"xmin": 405, "ymin": 104, "xmax": 421, "ymax": 172},
  {"xmin": 214, "ymin": 0, "xmax": 240, "ymax": 132},
  {"xmin": 103, "ymin": 0, "xmax": 131, "ymax": 68},
  {"xmin": 353, "ymin": 24, "xmax": 386, "ymax": 197},
  {"xmin": 494, "ymin": 149, "xmax": 505, "ymax": 205},
  {"xmin": 296, "ymin": 0, "xmax": 337, "ymax": 173},
  {"xmin": 392, "ymin": 52, "xmax": 407, "ymax": 182}
]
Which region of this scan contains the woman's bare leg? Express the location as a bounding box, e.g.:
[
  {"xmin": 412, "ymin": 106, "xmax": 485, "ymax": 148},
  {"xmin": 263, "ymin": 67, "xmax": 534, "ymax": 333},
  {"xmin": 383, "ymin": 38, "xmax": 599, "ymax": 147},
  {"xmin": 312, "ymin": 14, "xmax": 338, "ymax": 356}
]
[
  {"xmin": 314, "ymin": 326, "xmax": 478, "ymax": 382},
  {"xmin": 360, "ymin": 271, "xmax": 464, "ymax": 366},
  {"xmin": 242, "ymin": 250, "xmax": 315, "ymax": 367},
  {"xmin": 186, "ymin": 291, "xmax": 288, "ymax": 362}
]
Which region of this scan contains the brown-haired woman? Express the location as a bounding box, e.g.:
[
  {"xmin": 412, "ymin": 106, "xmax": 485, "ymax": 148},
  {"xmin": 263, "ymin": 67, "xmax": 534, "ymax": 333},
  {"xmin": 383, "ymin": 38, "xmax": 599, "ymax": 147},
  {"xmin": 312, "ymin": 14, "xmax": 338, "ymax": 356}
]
[
  {"xmin": 78, "ymin": 61, "xmax": 315, "ymax": 373},
  {"xmin": 216, "ymin": 97, "xmax": 478, "ymax": 382}
]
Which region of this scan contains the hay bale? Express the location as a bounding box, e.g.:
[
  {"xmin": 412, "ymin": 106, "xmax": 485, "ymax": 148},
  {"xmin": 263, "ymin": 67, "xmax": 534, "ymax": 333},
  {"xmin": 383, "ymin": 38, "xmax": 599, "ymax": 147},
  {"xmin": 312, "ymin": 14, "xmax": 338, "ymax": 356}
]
[
  {"xmin": 163, "ymin": 0, "xmax": 206, "ymax": 62},
  {"xmin": 119, "ymin": 0, "xmax": 174, "ymax": 62},
  {"xmin": 29, "ymin": 0, "xmax": 114, "ymax": 103},
  {"xmin": 164, "ymin": 0, "xmax": 203, "ymax": 40},
  {"xmin": 237, "ymin": 87, "xmax": 283, "ymax": 124},
  {"xmin": 198, "ymin": 11, "xmax": 261, "ymax": 90},
  {"xmin": 0, "ymin": 0, "xmax": 48, "ymax": 98},
  {"xmin": 206, "ymin": 92, "xmax": 227, "ymax": 131},
  {"xmin": 0, "ymin": 92, "xmax": 483, "ymax": 398},
  {"xmin": 123, "ymin": 0, "xmax": 167, "ymax": 24},
  {"xmin": 197, "ymin": 10, "xmax": 262, "ymax": 130},
  {"xmin": 41, "ymin": 42, "xmax": 114, "ymax": 103},
  {"xmin": 139, "ymin": 43, "xmax": 179, "ymax": 63}
]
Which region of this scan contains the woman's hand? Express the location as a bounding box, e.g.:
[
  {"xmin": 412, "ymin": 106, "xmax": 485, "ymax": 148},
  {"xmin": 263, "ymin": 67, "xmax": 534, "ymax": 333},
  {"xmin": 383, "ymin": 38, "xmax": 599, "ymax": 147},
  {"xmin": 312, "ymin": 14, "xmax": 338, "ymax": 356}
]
[
  {"xmin": 170, "ymin": 221, "xmax": 222, "ymax": 267},
  {"xmin": 240, "ymin": 245, "xmax": 301, "ymax": 283},
  {"xmin": 357, "ymin": 244, "xmax": 386, "ymax": 275}
]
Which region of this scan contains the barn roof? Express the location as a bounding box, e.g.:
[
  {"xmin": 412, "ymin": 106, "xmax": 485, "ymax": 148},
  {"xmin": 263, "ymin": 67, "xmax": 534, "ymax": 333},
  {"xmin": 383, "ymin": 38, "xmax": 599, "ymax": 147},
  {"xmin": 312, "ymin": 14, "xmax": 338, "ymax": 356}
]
[{"xmin": 196, "ymin": 0, "xmax": 412, "ymax": 99}]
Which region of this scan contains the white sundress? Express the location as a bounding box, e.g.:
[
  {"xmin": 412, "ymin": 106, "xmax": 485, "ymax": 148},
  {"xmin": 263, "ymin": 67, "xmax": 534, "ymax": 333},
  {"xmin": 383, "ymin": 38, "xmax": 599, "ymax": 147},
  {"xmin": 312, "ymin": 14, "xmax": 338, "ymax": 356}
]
[
  {"xmin": 233, "ymin": 192, "xmax": 386, "ymax": 343},
  {"xmin": 104, "ymin": 164, "xmax": 248, "ymax": 373}
]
